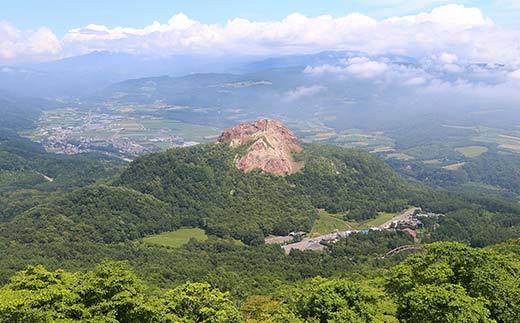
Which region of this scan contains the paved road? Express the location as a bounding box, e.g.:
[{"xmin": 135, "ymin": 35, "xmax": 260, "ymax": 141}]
[{"xmin": 271, "ymin": 207, "xmax": 421, "ymax": 254}]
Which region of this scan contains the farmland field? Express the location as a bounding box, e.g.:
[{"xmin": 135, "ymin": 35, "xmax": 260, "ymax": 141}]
[
  {"xmin": 139, "ymin": 119, "xmax": 220, "ymax": 143},
  {"xmin": 455, "ymin": 146, "xmax": 488, "ymax": 157}
]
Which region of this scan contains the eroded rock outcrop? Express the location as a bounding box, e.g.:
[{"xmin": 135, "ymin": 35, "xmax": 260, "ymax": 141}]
[{"xmin": 217, "ymin": 119, "xmax": 303, "ymax": 175}]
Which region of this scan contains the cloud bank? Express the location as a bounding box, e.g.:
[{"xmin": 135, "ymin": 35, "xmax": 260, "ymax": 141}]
[
  {"xmin": 1, "ymin": 4, "xmax": 519, "ymax": 66},
  {"xmin": 0, "ymin": 22, "xmax": 61, "ymax": 62}
]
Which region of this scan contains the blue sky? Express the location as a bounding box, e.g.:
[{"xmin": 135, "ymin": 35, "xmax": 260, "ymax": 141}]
[
  {"xmin": 2, "ymin": 0, "xmax": 519, "ymax": 35},
  {"xmin": 1, "ymin": 1, "xmax": 519, "ymax": 64}
]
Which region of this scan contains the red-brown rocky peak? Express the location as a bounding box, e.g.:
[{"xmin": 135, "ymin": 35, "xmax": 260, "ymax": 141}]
[{"xmin": 217, "ymin": 119, "xmax": 303, "ymax": 175}]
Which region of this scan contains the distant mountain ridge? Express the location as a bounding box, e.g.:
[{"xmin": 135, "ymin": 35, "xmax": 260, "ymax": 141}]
[{"xmin": 237, "ymin": 50, "xmax": 417, "ymax": 73}]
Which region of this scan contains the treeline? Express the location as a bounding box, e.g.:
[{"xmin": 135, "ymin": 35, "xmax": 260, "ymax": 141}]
[
  {"xmin": 0, "ymin": 228, "xmax": 413, "ymax": 292},
  {"xmin": 1, "ymin": 242, "xmax": 518, "ymax": 322}
]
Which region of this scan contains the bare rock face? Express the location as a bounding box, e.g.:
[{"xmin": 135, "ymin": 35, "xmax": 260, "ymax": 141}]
[{"xmin": 217, "ymin": 119, "xmax": 303, "ymax": 175}]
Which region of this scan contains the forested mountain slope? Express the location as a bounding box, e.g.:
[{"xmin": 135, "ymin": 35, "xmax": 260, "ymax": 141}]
[
  {"xmin": 118, "ymin": 120, "xmax": 411, "ymax": 243},
  {"xmin": 2, "ymin": 185, "xmax": 178, "ymax": 244}
]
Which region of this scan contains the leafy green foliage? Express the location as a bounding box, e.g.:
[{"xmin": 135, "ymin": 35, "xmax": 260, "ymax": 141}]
[
  {"xmin": 386, "ymin": 242, "xmax": 520, "ymax": 322},
  {"xmin": 0, "ymin": 260, "xmax": 241, "ymax": 322},
  {"xmin": 397, "ymin": 284, "xmax": 493, "ymax": 323},
  {"xmin": 423, "ymin": 208, "xmax": 520, "ymax": 247},
  {"xmin": 1, "ymin": 185, "xmax": 179, "ymax": 244},
  {"xmin": 328, "ymin": 230, "xmax": 414, "ymax": 262},
  {"xmin": 295, "ymin": 277, "xmax": 383, "ymax": 322},
  {"xmin": 160, "ymin": 282, "xmax": 242, "ymax": 322},
  {"xmin": 289, "ymin": 144, "xmax": 410, "ymax": 218}
]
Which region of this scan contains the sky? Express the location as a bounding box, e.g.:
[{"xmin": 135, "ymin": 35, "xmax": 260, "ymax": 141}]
[
  {"xmin": 1, "ymin": 1, "xmax": 520, "ymax": 64},
  {"xmin": 2, "ymin": 0, "xmax": 520, "ymax": 35}
]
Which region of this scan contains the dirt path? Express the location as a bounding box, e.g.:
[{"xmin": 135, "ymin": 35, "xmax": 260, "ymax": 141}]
[{"xmin": 35, "ymin": 171, "xmax": 54, "ymax": 182}]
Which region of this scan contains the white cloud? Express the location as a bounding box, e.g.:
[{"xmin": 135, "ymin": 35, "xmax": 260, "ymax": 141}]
[
  {"xmin": 304, "ymin": 57, "xmax": 388, "ymax": 78},
  {"xmin": 510, "ymin": 69, "xmax": 520, "ymax": 79},
  {"xmin": 0, "ymin": 22, "xmax": 61, "ymax": 61},
  {"xmin": 1, "ymin": 5, "xmax": 520, "ymax": 65},
  {"xmin": 285, "ymin": 85, "xmax": 325, "ymax": 101},
  {"xmin": 304, "ymin": 64, "xmax": 346, "ymax": 75},
  {"xmin": 441, "ymin": 63, "xmax": 463, "ymax": 73},
  {"xmin": 384, "ymin": 4, "xmax": 493, "ymax": 30},
  {"xmin": 438, "ymin": 52, "xmax": 458, "ymax": 63},
  {"xmin": 404, "ymin": 76, "xmax": 427, "ymax": 85},
  {"xmin": 345, "ymin": 57, "xmax": 388, "ymax": 78}
]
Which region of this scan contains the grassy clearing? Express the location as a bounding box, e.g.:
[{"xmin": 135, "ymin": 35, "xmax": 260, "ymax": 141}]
[
  {"xmin": 143, "ymin": 228, "xmax": 208, "ymax": 248},
  {"xmin": 311, "ymin": 210, "xmax": 404, "ymax": 233},
  {"xmin": 347, "ymin": 211, "xmax": 399, "ymax": 230},
  {"xmin": 455, "ymin": 146, "xmax": 488, "ymax": 158},
  {"xmin": 311, "ymin": 211, "xmax": 348, "ymax": 234}
]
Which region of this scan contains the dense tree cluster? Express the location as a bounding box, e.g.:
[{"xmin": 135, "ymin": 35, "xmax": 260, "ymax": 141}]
[
  {"xmin": 1, "ymin": 185, "xmax": 178, "ymax": 244},
  {"xmin": 288, "ymin": 144, "xmax": 410, "ymax": 219},
  {"xmin": 386, "ymin": 242, "xmax": 520, "ymax": 322},
  {"xmin": 1, "ymin": 242, "xmax": 518, "ymax": 322},
  {"xmin": 0, "ymin": 260, "xmax": 240, "ymax": 322}
]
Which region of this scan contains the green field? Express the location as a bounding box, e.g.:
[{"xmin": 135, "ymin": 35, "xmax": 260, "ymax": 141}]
[
  {"xmin": 143, "ymin": 228, "xmax": 208, "ymax": 248},
  {"xmin": 311, "ymin": 209, "xmax": 404, "ymax": 233},
  {"xmin": 347, "ymin": 211, "xmax": 400, "ymax": 230},
  {"xmin": 455, "ymin": 146, "xmax": 488, "ymax": 157},
  {"xmin": 288, "ymin": 121, "xmax": 394, "ymax": 151},
  {"xmin": 140, "ymin": 119, "xmax": 220, "ymax": 143},
  {"xmin": 311, "ymin": 211, "xmax": 348, "ymax": 234}
]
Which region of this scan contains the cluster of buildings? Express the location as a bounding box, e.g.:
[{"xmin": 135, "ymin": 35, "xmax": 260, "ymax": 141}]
[
  {"xmin": 35, "ymin": 109, "xmax": 199, "ymax": 157},
  {"xmin": 267, "ymin": 208, "xmax": 444, "ymax": 254}
]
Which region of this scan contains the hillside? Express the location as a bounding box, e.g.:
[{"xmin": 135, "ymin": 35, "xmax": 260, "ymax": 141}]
[
  {"xmin": 1, "ymin": 185, "xmax": 178, "ymax": 244},
  {"xmin": 0, "ymin": 133, "xmax": 124, "ymax": 194},
  {"xmin": 0, "ymin": 120, "xmax": 519, "ymax": 322},
  {"xmin": 119, "ymin": 119, "xmax": 410, "ymax": 243}
]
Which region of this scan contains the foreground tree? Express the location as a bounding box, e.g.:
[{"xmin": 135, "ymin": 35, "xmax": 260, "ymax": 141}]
[
  {"xmin": 386, "ymin": 242, "xmax": 520, "ymax": 322},
  {"xmin": 159, "ymin": 282, "xmax": 242, "ymax": 322},
  {"xmin": 0, "ymin": 261, "xmax": 241, "ymax": 322},
  {"xmin": 0, "ymin": 265, "xmax": 83, "ymax": 321},
  {"xmin": 292, "ymin": 277, "xmax": 391, "ymax": 322}
]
